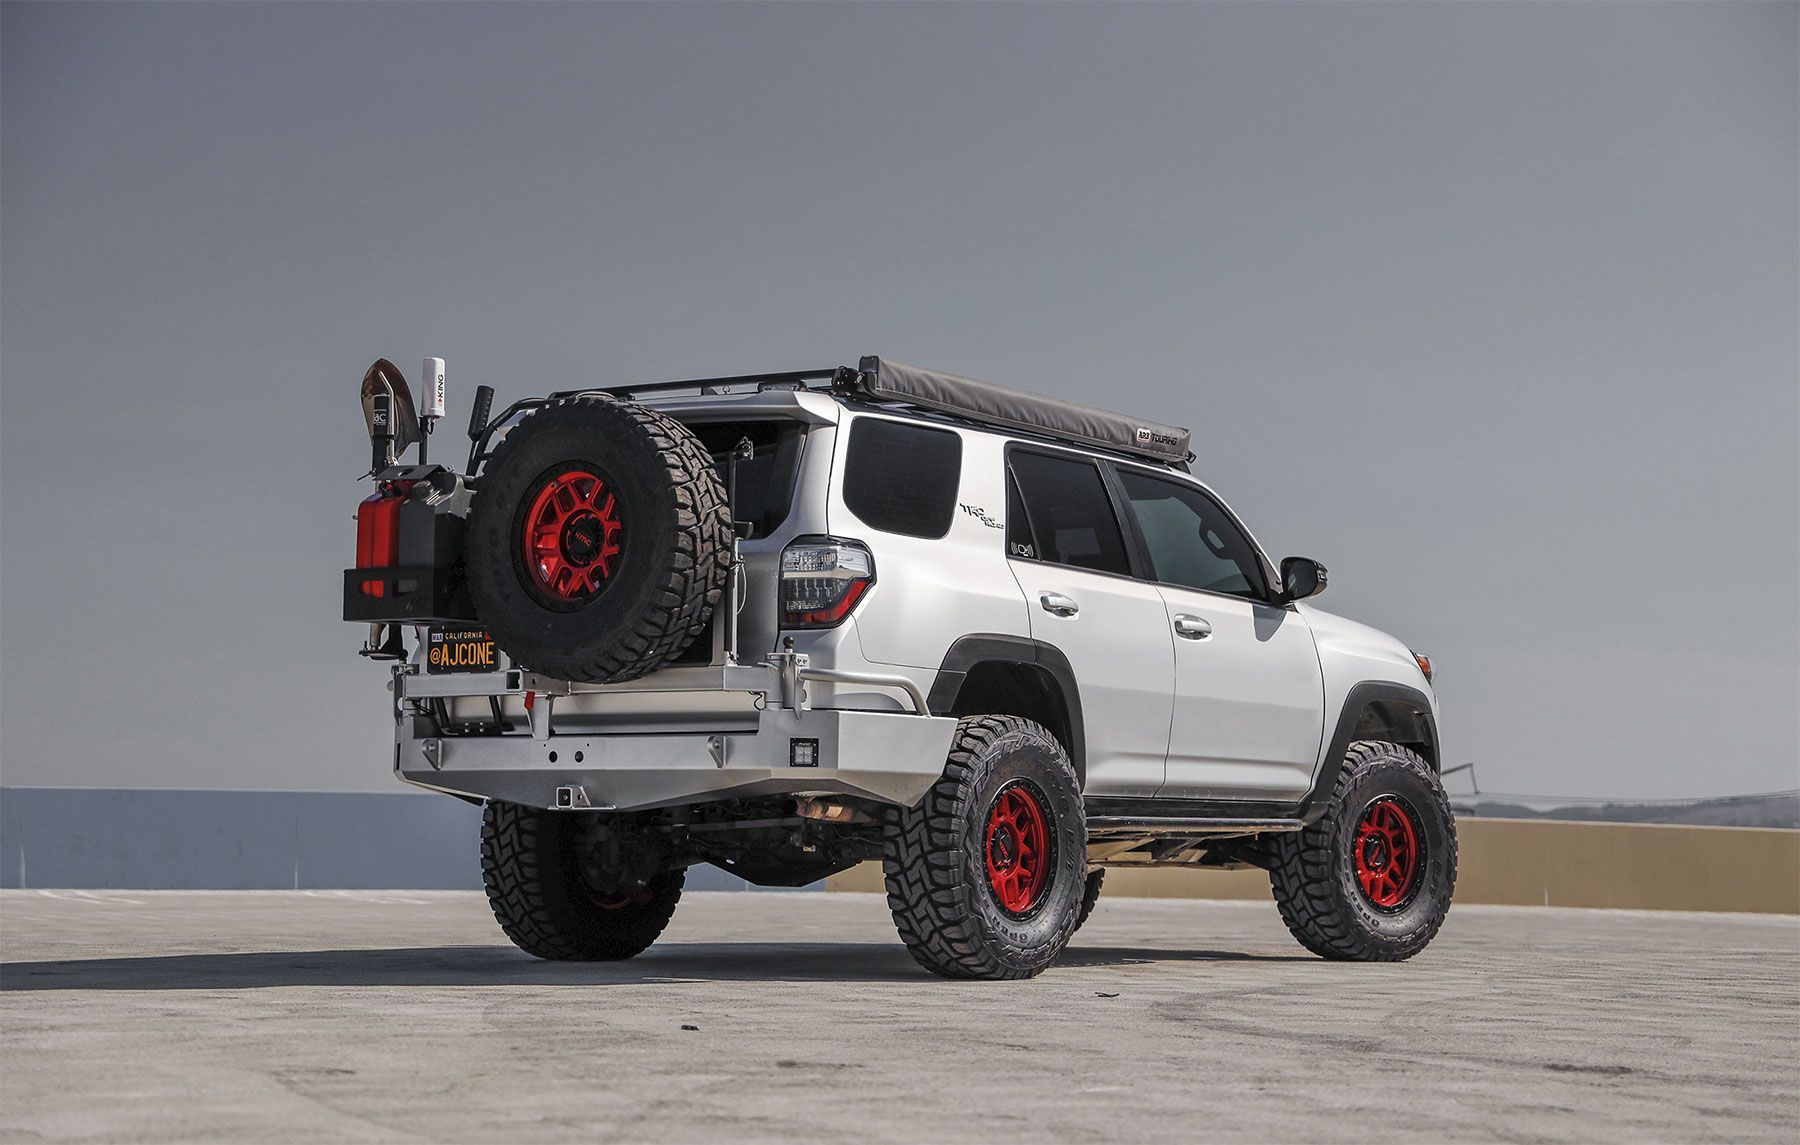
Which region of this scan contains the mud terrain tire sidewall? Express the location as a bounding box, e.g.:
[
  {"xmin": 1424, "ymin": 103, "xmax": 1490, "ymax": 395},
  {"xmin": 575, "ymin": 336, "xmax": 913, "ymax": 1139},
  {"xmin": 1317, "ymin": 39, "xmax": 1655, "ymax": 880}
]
[
  {"xmin": 465, "ymin": 394, "xmax": 728, "ymax": 683},
  {"xmin": 1269, "ymin": 740, "xmax": 1457, "ymax": 961},
  {"xmin": 883, "ymin": 716, "xmax": 1087, "ymax": 980},
  {"xmin": 1073, "ymin": 868, "xmax": 1105, "ymax": 934},
  {"xmin": 480, "ymin": 800, "xmax": 684, "ymax": 961}
]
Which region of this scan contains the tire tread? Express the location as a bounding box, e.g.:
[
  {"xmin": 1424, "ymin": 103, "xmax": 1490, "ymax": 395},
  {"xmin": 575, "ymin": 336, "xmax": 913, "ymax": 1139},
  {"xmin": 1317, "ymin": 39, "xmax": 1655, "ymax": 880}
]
[{"xmin": 882, "ymin": 715, "xmax": 1083, "ymax": 980}]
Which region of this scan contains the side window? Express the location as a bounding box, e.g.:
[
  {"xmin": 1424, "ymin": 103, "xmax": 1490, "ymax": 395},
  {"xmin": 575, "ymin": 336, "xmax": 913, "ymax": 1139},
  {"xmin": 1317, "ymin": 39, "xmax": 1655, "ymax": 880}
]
[
  {"xmin": 1116, "ymin": 470, "xmax": 1267, "ymax": 599},
  {"xmin": 843, "ymin": 418, "xmax": 962, "ymax": 538},
  {"xmin": 1007, "ymin": 451, "xmax": 1132, "ymax": 576}
]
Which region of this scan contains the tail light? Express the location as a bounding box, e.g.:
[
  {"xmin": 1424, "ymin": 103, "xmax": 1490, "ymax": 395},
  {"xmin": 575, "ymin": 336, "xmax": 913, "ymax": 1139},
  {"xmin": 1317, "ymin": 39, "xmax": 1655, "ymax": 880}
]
[
  {"xmin": 354, "ymin": 482, "xmax": 413, "ymax": 597},
  {"xmin": 781, "ymin": 540, "xmax": 873, "ymax": 628}
]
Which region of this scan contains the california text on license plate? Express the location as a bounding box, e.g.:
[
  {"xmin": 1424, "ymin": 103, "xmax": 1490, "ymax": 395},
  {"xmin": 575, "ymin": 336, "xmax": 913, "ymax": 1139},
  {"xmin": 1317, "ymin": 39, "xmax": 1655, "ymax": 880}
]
[{"xmin": 427, "ymin": 628, "xmax": 498, "ymax": 674}]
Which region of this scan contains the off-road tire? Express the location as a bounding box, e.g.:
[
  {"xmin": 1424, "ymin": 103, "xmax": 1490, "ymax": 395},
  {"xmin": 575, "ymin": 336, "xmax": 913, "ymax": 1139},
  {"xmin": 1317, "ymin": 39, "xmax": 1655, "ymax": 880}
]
[
  {"xmin": 1073, "ymin": 868, "xmax": 1105, "ymax": 933},
  {"xmin": 480, "ymin": 800, "xmax": 684, "ymax": 961},
  {"xmin": 883, "ymin": 715, "xmax": 1087, "ymax": 980},
  {"xmin": 465, "ymin": 393, "xmax": 729, "ymax": 683},
  {"xmin": 1268, "ymin": 740, "xmax": 1456, "ymax": 961}
]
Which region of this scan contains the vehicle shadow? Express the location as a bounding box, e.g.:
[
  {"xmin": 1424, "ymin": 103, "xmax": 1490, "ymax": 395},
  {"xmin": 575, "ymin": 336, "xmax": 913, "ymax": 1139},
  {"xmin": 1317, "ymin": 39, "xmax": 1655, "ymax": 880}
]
[
  {"xmin": 1059, "ymin": 945, "xmax": 1312, "ymax": 967},
  {"xmin": 0, "ymin": 941, "xmax": 1303, "ymax": 991}
]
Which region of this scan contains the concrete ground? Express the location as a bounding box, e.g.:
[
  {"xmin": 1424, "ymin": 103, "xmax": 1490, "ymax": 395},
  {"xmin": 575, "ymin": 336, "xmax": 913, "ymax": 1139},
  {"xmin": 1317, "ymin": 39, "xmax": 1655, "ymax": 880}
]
[{"xmin": 0, "ymin": 891, "xmax": 1795, "ymax": 1143}]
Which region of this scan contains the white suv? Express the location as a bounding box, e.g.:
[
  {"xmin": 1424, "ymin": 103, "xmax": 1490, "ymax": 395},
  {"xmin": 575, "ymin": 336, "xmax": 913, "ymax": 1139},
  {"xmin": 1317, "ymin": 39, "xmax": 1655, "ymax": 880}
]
[{"xmin": 344, "ymin": 355, "xmax": 1455, "ymax": 979}]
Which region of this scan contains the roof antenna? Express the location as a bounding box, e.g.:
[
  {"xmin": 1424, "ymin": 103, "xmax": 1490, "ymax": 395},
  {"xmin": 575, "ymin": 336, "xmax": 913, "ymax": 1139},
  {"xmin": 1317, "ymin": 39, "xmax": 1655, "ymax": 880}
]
[{"xmin": 418, "ymin": 357, "xmax": 446, "ymax": 465}]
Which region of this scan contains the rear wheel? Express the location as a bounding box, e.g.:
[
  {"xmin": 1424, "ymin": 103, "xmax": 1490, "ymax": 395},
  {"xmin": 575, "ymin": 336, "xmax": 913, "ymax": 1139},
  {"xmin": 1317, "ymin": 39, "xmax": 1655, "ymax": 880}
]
[
  {"xmin": 480, "ymin": 800, "xmax": 683, "ymax": 961},
  {"xmin": 882, "ymin": 716, "xmax": 1087, "ymax": 979},
  {"xmin": 1268, "ymin": 740, "xmax": 1456, "ymax": 961}
]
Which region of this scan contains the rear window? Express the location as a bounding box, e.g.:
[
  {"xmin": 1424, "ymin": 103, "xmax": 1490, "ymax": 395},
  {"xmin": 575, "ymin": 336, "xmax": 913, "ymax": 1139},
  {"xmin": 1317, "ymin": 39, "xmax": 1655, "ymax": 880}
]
[
  {"xmin": 686, "ymin": 419, "xmax": 805, "ymax": 540},
  {"xmin": 843, "ymin": 418, "xmax": 962, "ymax": 538}
]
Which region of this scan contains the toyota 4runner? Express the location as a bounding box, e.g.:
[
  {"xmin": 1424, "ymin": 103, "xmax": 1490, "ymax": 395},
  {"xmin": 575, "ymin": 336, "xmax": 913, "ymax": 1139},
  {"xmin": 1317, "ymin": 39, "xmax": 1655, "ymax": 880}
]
[{"xmin": 344, "ymin": 355, "xmax": 1454, "ymax": 979}]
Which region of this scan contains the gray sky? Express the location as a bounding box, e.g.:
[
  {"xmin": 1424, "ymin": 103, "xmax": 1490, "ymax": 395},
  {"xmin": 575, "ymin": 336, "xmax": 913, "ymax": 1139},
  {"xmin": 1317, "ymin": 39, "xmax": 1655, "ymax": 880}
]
[{"xmin": 2, "ymin": 1, "xmax": 1795, "ymax": 799}]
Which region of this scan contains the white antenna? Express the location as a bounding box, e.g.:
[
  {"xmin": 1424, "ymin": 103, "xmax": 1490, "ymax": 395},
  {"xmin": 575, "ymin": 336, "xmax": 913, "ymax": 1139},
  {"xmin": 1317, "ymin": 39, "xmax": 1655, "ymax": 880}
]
[
  {"xmin": 416, "ymin": 356, "xmax": 446, "ymax": 465},
  {"xmin": 422, "ymin": 357, "xmax": 446, "ymax": 421}
]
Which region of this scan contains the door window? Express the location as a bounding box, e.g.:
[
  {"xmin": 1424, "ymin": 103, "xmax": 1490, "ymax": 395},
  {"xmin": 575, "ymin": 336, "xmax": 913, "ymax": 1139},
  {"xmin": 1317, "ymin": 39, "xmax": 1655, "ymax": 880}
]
[
  {"xmin": 1008, "ymin": 451, "xmax": 1132, "ymax": 576},
  {"xmin": 1116, "ymin": 470, "xmax": 1268, "ymax": 599}
]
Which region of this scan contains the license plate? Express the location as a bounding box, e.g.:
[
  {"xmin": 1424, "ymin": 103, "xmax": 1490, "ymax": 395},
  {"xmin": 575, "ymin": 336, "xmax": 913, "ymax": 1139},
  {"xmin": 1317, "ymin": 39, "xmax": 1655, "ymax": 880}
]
[{"xmin": 426, "ymin": 628, "xmax": 498, "ymax": 674}]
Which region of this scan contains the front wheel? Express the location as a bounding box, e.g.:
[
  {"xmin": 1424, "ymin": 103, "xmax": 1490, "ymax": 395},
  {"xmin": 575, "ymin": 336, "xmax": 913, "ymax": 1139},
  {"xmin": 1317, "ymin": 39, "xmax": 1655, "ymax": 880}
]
[
  {"xmin": 1268, "ymin": 740, "xmax": 1457, "ymax": 961},
  {"xmin": 882, "ymin": 716, "xmax": 1087, "ymax": 980}
]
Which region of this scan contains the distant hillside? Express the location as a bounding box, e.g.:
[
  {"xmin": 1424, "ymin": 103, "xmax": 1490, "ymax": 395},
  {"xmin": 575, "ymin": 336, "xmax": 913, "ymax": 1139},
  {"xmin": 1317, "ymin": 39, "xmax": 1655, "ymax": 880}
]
[{"xmin": 1452, "ymin": 791, "xmax": 1799, "ymax": 829}]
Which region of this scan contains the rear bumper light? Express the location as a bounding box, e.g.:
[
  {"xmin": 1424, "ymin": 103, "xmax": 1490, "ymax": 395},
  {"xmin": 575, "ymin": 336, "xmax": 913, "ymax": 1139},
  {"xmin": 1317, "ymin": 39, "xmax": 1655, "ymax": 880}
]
[{"xmin": 781, "ymin": 540, "xmax": 873, "ymax": 628}]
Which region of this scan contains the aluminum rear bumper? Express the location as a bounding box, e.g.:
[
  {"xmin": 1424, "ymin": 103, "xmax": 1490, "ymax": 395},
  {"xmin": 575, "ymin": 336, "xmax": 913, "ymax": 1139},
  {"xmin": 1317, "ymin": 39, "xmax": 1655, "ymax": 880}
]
[{"xmin": 395, "ymin": 704, "xmax": 958, "ymax": 811}]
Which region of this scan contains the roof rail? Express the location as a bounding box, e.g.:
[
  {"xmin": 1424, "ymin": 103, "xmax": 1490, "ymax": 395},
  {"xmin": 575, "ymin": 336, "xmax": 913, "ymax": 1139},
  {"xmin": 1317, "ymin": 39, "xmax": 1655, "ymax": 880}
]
[{"xmin": 588, "ymin": 368, "xmax": 851, "ymax": 402}]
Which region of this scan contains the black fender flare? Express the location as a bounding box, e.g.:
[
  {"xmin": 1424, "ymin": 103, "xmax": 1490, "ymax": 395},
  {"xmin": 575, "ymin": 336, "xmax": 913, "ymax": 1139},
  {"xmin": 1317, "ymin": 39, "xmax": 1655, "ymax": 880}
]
[
  {"xmin": 1299, "ymin": 681, "xmax": 1439, "ymax": 823},
  {"xmin": 928, "ymin": 634, "xmax": 1086, "ymax": 783}
]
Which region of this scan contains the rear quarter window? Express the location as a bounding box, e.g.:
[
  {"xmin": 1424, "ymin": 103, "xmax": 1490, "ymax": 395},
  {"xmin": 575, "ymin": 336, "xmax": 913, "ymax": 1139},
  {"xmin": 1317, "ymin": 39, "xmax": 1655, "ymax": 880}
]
[{"xmin": 842, "ymin": 418, "xmax": 963, "ymax": 538}]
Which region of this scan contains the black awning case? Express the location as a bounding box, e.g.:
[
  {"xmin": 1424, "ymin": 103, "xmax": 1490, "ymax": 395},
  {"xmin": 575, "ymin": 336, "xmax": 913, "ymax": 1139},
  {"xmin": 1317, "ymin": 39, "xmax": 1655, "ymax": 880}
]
[{"xmin": 856, "ymin": 356, "xmax": 1191, "ymax": 465}]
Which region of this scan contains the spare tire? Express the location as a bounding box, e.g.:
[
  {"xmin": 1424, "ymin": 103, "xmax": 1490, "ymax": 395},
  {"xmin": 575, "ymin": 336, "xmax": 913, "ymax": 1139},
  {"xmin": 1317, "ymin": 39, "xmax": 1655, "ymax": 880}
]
[{"xmin": 465, "ymin": 394, "xmax": 730, "ymax": 682}]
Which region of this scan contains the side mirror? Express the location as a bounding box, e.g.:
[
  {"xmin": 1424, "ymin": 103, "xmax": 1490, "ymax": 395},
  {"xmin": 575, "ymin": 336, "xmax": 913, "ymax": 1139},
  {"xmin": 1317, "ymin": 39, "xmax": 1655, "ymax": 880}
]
[{"xmin": 1279, "ymin": 556, "xmax": 1327, "ymax": 603}]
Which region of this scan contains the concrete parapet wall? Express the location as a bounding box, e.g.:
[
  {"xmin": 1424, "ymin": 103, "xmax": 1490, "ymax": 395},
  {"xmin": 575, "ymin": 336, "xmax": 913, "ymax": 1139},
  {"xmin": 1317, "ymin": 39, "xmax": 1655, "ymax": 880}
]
[{"xmin": 828, "ymin": 818, "xmax": 1800, "ymax": 914}]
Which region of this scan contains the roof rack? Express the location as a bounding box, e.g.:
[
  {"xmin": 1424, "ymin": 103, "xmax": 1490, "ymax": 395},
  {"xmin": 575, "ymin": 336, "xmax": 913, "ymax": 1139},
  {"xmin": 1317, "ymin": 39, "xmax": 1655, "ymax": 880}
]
[
  {"xmin": 588, "ymin": 368, "xmax": 853, "ymax": 401},
  {"xmin": 467, "ymin": 357, "xmax": 1193, "ymax": 472}
]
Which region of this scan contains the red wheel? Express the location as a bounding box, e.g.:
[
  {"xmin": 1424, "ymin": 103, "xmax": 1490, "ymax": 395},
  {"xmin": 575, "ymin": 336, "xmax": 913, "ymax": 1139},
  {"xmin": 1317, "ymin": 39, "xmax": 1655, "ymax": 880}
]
[
  {"xmin": 520, "ymin": 467, "xmax": 623, "ymax": 604},
  {"xmin": 1269, "ymin": 741, "xmax": 1456, "ymax": 961},
  {"xmin": 885, "ymin": 716, "xmax": 1085, "ymax": 978},
  {"xmin": 985, "ymin": 782, "xmax": 1052, "ymax": 915},
  {"xmin": 1353, "ymin": 797, "xmax": 1423, "ymax": 911}
]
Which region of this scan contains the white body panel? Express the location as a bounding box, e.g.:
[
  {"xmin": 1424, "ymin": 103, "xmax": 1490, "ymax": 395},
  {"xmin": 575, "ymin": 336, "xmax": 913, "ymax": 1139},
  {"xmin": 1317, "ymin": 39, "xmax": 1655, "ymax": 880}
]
[
  {"xmin": 829, "ymin": 418, "xmax": 1031, "ymax": 674},
  {"xmin": 1301, "ymin": 604, "xmax": 1440, "ymax": 752},
  {"xmin": 1155, "ymin": 587, "xmax": 1325, "ymax": 800},
  {"xmin": 1009, "ymin": 562, "xmax": 1174, "ymax": 797},
  {"xmin": 802, "ymin": 413, "xmax": 1031, "ymax": 720}
]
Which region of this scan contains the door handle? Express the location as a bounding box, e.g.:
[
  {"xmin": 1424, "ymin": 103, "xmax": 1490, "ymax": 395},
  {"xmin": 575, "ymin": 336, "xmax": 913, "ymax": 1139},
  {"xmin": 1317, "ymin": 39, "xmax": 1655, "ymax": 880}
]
[
  {"xmin": 1173, "ymin": 614, "xmax": 1212, "ymax": 640},
  {"xmin": 1038, "ymin": 592, "xmax": 1080, "ymax": 618}
]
